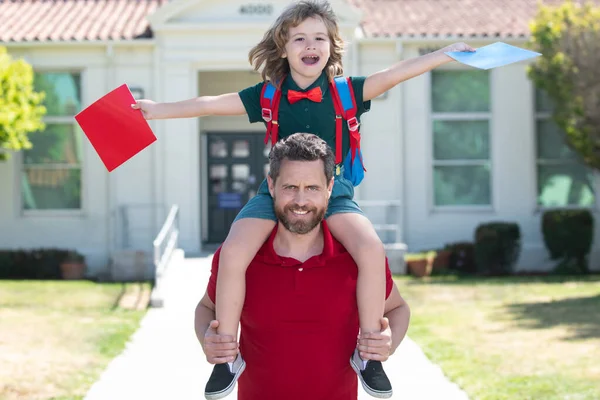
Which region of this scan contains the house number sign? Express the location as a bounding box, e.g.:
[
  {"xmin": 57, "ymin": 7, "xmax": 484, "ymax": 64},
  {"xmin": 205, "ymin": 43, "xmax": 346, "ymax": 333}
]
[{"xmin": 239, "ymin": 4, "xmax": 273, "ymax": 15}]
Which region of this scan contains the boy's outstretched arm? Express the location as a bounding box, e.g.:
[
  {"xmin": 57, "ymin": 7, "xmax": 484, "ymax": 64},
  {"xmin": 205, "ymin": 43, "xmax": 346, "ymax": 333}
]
[
  {"xmin": 362, "ymin": 42, "xmax": 475, "ymax": 101},
  {"xmin": 132, "ymin": 92, "xmax": 247, "ymax": 120}
]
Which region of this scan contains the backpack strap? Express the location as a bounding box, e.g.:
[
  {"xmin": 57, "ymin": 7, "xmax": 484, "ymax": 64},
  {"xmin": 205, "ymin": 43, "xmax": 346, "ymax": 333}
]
[
  {"xmin": 330, "ymin": 81, "xmax": 344, "ymax": 165},
  {"xmin": 330, "ymin": 76, "xmax": 365, "ymax": 170},
  {"xmin": 260, "ymin": 82, "xmax": 282, "ymax": 145}
]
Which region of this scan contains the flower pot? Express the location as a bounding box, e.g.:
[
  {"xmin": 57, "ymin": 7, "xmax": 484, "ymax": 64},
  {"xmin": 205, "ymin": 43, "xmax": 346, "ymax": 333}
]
[
  {"xmin": 407, "ymin": 258, "xmax": 431, "ymax": 277},
  {"xmin": 60, "ymin": 261, "xmax": 85, "ymax": 280},
  {"xmin": 433, "ymin": 250, "xmax": 452, "ymax": 271}
]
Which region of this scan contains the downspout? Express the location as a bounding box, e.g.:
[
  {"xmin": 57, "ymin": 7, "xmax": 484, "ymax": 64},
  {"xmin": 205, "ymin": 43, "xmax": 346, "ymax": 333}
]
[
  {"xmin": 396, "ymin": 39, "xmax": 407, "ymax": 244},
  {"xmin": 152, "ymin": 40, "xmax": 160, "ymax": 243},
  {"xmin": 105, "ymin": 43, "xmax": 116, "ymax": 257}
]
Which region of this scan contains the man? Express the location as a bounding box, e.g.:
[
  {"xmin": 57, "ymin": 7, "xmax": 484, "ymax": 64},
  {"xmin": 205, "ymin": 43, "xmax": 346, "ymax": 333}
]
[{"xmin": 195, "ymin": 133, "xmax": 411, "ymax": 400}]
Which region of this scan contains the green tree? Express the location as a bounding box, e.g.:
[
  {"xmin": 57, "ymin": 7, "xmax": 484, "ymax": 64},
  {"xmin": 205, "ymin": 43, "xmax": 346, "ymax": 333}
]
[
  {"xmin": 0, "ymin": 46, "xmax": 46, "ymax": 161},
  {"xmin": 528, "ymin": 1, "xmax": 600, "ymax": 170}
]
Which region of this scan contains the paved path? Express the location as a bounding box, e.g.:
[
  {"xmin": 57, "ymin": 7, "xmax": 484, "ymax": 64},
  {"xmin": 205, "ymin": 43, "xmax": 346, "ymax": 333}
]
[{"xmin": 85, "ymin": 250, "xmax": 468, "ymax": 400}]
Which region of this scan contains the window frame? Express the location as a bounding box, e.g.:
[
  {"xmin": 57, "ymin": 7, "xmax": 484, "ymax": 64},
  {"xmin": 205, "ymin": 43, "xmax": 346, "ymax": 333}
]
[
  {"xmin": 18, "ymin": 70, "xmax": 86, "ymax": 217},
  {"xmin": 533, "ymin": 94, "xmax": 597, "ymax": 211},
  {"xmin": 428, "ymin": 68, "xmax": 494, "ymax": 211}
]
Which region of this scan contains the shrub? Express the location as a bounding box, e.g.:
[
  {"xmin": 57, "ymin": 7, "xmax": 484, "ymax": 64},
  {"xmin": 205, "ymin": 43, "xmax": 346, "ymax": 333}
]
[
  {"xmin": 0, "ymin": 47, "xmax": 46, "ymax": 160},
  {"xmin": 446, "ymin": 242, "xmax": 476, "ymax": 274},
  {"xmin": 0, "ymin": 249, "xmax": 77, "ymax": 280},
  {"xmin": 474, "ymin": 222, "xmax": 521, "ymax": 275},
  {"xmin": 541, "ymin": 209, "xmax": 593, "ymax": 273}
]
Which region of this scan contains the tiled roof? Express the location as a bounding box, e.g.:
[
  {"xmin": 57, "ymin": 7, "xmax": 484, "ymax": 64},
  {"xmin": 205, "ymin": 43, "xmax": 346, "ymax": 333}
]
[
  {"xmin": 0, "ymin": 0, "xmax": 597, "ymax": 43},
  {"xmin": 348, "ymin": 0, "xmax": 596, "ymax": 38},
  {"xmin": 0, "ymin": 0, "xmax": 166, "ymax": 42}
]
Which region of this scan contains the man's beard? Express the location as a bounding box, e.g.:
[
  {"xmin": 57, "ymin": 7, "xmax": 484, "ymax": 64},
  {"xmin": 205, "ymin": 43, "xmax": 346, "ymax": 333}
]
[{"xmin": 273, "ymin": 197, "xmax": 326, "ymax": 235}]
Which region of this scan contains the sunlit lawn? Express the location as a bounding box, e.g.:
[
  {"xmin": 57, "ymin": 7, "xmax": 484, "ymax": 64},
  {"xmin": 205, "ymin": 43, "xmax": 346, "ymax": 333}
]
[
  {"xmin": 0, "ymin": 280, "xmax": 150, "ymax": 400},
  {"xmin": 395, "ymin": 275, "xmax": 600, "ymax": 400}
]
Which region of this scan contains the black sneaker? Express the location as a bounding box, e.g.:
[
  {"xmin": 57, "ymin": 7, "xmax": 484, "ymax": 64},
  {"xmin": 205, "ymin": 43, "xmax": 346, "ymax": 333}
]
[
  {"xmin": 204, "ymin": 354, "xmax": 246, "ymax": 400},
  {"xmin": 350, "ymin": 349, "xmax": 392, "ymax": 398}
]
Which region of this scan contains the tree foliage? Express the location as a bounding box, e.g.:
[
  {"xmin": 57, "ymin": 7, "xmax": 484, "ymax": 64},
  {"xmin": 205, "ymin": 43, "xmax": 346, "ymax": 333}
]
[
  {"xmin": 528, "ymin": 1, "xmax": 600, "ymax": 170},
  {"xmin": 0, "ymin": 46, "xmax": 46, "ymax": 161}
]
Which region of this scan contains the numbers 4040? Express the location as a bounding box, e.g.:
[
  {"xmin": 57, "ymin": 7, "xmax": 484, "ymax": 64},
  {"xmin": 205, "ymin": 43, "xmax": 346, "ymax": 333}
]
[{"xmin": 239, "ymin": 4, "xmax": 273, "ymax": 15}]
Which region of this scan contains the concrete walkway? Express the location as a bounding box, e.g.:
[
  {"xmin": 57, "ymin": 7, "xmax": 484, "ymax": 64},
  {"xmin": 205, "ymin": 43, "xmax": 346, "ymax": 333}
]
[{"xmin": 85, "ymin": 251, "xmax": 468, "ymax": 400}]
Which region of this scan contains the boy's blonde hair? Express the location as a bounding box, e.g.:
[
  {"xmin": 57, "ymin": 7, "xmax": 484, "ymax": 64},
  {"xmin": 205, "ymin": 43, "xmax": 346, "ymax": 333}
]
[{"xmin": 248, "ymin": 0, "xmax": 345, "ymax": 87}]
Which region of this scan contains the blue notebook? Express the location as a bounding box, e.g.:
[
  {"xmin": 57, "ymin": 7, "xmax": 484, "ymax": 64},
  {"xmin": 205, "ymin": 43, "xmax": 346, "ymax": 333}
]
[{"xmin": 445, "ymin": 42, "xmax": 541, "ymax": 70}]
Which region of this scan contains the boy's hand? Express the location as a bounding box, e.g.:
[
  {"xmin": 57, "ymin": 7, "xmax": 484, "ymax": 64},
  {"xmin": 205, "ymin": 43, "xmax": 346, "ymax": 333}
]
[
  {"xmin": 203, "ymin": 320, "xmax": 239, "ymax": 364},
  {"xmin": 441, "ymin": 42, "xmax": 476, "ymax": 53},
  {"xmin": 131, "ymin": 99, "xmax": 161, "ymax": 120},
  {"xmin": 357, "ymin": 317, "xmax": 393, "ymax": 362}
]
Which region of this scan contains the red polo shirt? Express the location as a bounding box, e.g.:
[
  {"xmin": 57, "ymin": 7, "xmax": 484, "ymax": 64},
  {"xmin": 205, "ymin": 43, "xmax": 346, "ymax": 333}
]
[{"xmin": 207, "ymin": 221, "xmax": 394, "ymax": 400}]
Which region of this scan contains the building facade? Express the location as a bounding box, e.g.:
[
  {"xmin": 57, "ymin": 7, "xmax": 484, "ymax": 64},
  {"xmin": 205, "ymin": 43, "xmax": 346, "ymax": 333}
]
[{"xmin": 1, "ymin": 0, "xmax": 598, "ymax": 276}]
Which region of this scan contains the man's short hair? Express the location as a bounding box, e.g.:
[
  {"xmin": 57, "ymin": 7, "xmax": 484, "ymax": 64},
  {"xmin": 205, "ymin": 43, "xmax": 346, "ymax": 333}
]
[{"xmin": 268, "ymin": 133, "xmax": 335, "ymax": 183}]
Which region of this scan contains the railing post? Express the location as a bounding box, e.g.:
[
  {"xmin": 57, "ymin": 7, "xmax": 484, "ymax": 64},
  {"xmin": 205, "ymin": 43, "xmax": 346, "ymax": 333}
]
[
  {"xmin": 176, "ymin": 209, "xmax": 180, "ymax": 248},
  {"xmin": 120, "ymin": 206, "xmax": 129, "ymax": 249},
  {"xmin": 150, "ymin": 204, "xmax": 180, "ymax": 308}
]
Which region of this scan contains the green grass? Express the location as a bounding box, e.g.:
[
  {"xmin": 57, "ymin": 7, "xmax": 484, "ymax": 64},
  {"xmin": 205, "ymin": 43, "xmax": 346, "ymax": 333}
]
[
  {"xmin": 0, "ymin": 280, "xmax": 150, "ymax": 400},
  {"xmin": 395, "ymin": 275, "xmax": 600, "ymax": 400}
]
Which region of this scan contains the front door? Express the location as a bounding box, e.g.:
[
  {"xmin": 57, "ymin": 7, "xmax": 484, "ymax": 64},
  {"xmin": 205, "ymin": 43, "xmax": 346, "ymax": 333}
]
[{"xmin": 206, "ymin": 133, "xmax": 270, "ymax": 244}]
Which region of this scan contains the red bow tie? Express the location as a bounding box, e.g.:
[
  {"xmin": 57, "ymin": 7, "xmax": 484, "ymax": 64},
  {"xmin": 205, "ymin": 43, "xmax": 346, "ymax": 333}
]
[{"xmin": 287, "ymin": 87, "xmax": 323, "ymax": 104}]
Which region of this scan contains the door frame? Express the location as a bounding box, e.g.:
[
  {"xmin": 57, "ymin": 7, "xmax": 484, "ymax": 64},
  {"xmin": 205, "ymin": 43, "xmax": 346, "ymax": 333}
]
[{"xmin": 200, "ymin": 131, "xmax": 267, "ymax": 245}]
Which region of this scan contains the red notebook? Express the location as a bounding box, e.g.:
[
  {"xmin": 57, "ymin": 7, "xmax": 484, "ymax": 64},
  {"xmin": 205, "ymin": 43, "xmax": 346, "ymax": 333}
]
[{"xmin": 75, "ymin": 84, "xmax": 157, "ymax": 172}]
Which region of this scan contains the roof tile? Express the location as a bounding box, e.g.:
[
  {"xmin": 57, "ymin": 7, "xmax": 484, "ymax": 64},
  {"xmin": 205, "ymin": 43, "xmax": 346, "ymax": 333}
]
[
  {"xmin": 349, "ymin": 0, "xmax": 598, "ymax": 38},
  {"xmin": 0, "ymin": 0, "xmax": 598, "ymax": 43},
  {"xmin": 0, "ymin": 0, "xmax": 166, "ymax": 42}
]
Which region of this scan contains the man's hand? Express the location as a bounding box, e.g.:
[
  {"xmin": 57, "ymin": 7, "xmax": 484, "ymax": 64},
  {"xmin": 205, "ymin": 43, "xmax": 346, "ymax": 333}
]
[
  {"xmin": 203, "ymin": 320, "xmax": 239, "ymax": 364},
  {"xmin": 357, "ymin": 317, "xmax": 393, "ymax": 362}
]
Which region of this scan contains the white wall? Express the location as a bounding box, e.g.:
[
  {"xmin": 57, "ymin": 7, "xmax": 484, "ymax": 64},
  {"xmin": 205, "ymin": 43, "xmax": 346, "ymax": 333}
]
[
  {"xmin": 357, "ymin": 42, "xmax": 403, "ymax": 202},
  {"xmin": 152, "ymin": 33, "xmax": 203, "ymax": 254},
  {"xmin": 351, "ymin": 41, "xmax": 405, "ymax": 241},
  {"xmin": 110, "ymin": 47, "xmax": 159, "ymax": 254},
  {"xmin": 3, "ymin": 31, "xmax": 599, "ymax": 274},
  {"xmin": 401, "ymin": 43, "xmax": 600, "ymax": 271},
  {"xmin": 0, "ymin": 45, "xmax": 156, "ymax": 276}
]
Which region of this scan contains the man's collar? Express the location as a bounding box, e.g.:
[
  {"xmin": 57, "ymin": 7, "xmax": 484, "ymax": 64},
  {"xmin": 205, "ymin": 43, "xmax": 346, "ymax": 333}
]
[
  {"xmin": 283, "ymin": 71, "xmax": 329, "ymax": 95},
  {"xmin": 259, "ymin": 220, "xmax": 335, "ymax": 267}
]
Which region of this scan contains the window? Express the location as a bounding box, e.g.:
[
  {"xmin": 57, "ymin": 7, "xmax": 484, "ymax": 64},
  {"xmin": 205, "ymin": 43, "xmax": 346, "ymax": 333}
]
[
  {"xmin": 431, "ymin": 70, "xmax": 491, "ymax": 206},
  {"xmin": 21, "ymin": 72, "xmax": 83, "ymax": 211},
  {"xmin": 535, "ymin": 89, "xmax": 594, "ymax": 207}
]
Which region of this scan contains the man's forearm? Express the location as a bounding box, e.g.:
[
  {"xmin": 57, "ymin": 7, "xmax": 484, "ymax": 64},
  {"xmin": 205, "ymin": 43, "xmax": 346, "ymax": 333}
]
[
  {"xmin": 194, "ymin": 301, "xmax": 216, "ymax": 350},
  {"xmin": 385, "ymin": 303, "xmax": 410, "ymax": 355}
]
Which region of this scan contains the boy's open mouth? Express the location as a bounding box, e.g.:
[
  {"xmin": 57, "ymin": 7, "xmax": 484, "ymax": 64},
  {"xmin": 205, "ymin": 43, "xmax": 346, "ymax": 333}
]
[{"xmin": 302, "ymin": 55, "xmax": 320, "ymax": 65}]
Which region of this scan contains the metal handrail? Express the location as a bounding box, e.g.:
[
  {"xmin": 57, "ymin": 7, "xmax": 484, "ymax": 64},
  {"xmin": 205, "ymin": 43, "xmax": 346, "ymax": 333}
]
[
  {"xmin": 152, "ymin": 205, "xmax": 180, "ymax": 286},
  {"xmin": 358, "ymin": 200, "xmax": 402, "ymax": 244},
  {"xmin": 118, "ymin": 203, "xmax": 165, "ymax": 251}
]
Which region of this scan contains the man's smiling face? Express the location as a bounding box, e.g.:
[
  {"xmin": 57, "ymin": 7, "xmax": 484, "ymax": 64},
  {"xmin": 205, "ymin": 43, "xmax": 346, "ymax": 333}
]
[{"xmin": 268, "ymin": 158, "xmax": 333, "ymax": 234}]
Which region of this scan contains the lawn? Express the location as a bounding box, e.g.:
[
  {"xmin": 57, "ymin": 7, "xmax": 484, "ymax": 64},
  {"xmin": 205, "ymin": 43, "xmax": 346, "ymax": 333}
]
[
  {"xmin": 0, "ymin": 280, "xmax": 150, "ymax": 400},
  {"xmin": 395, "ymin": 274, "xmax": 600, "ymax": 400}
]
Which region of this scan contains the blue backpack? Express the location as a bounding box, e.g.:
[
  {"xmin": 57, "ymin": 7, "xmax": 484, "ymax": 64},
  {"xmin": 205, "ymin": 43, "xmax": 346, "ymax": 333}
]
[{"xmin": 260, "ymin": 76, "xmax": 366, "ymax": 186}]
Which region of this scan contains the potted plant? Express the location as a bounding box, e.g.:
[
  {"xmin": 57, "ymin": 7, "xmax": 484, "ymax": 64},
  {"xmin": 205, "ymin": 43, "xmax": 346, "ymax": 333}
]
[
  {"xmin": 432, "ymin": 246, "xmax": 452, "ymax": 271},
  {"xmin": 405, "ymin": 252, "xmax": 434, "ymax": 278},
  {"xmin": 446, "ymin": 242, "xmax": 477, "ymax": 274},
  {"xmin": 60, "ymin": 251, "xmax": 86, "ymax": 280}
]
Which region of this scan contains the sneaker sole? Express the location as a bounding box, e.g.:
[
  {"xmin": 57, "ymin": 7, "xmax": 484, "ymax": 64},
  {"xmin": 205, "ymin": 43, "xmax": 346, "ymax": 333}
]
[
  {"xmin": 349, "ymin": 357, "xmax": 393, "ymax": 399},
  {"xmin": 204, "ymin": 361, "xmax": 246, "ymax": 400}
]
